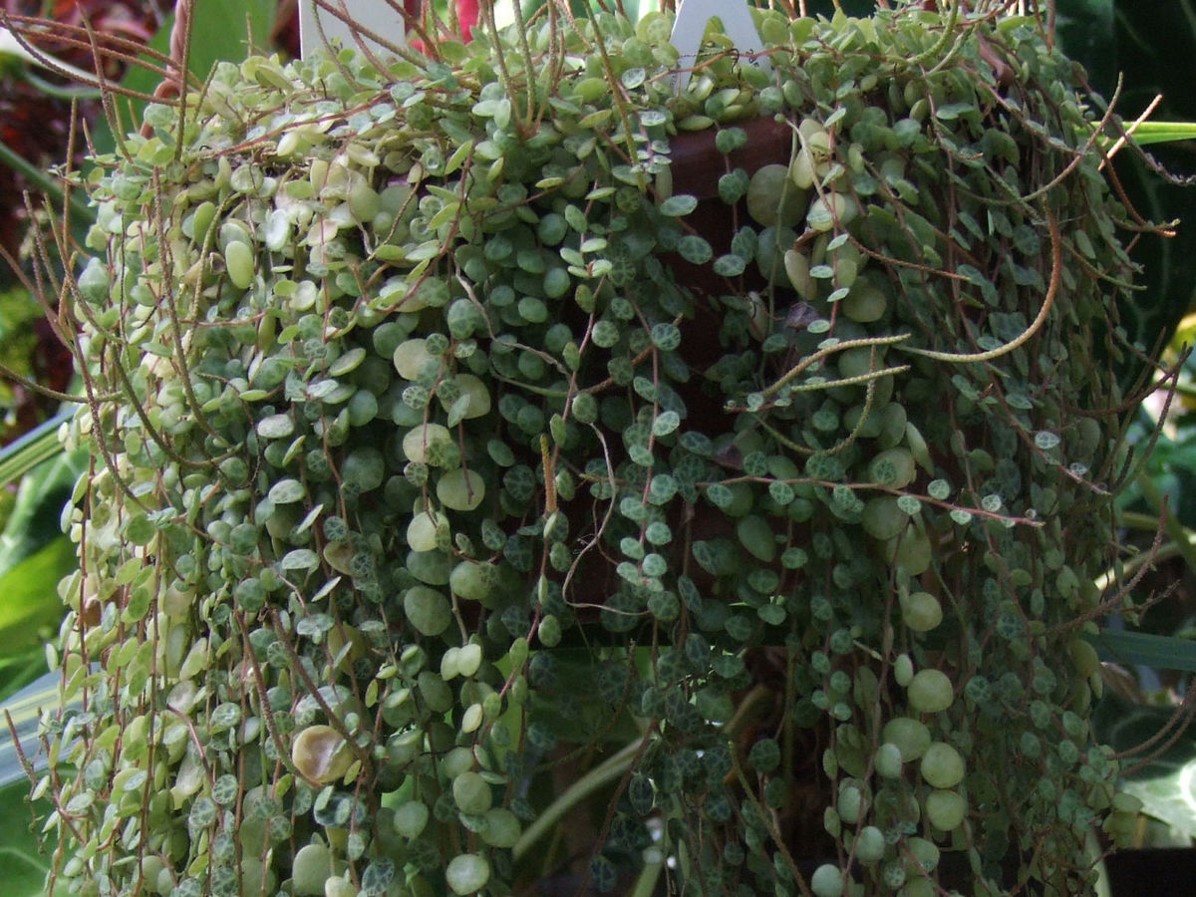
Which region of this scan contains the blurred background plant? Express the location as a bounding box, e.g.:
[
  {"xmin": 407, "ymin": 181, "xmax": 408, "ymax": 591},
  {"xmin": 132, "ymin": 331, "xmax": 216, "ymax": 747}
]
[
  {"xmin": 0, "ymin": 3, "xmax": 169, "ymax": 888},
  {"xmin": 3, "ymin": 1, "xmax": 1196, "ymax": 894},
  {"xmin": 0, "ymin": 1, "xmax": 289, "ymax": 890}
]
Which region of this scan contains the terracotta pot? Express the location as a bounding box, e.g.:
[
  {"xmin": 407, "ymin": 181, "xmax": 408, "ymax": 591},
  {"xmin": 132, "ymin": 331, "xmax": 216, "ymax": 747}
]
[{"xmin": 667, "ymin": 115, "xmax": 792, "ymax": 290}]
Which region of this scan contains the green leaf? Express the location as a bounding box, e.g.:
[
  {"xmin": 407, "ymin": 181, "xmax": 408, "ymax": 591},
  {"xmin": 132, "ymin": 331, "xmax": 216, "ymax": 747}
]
[
  {"xmin": 1087, "ymin": 629, "xmax": 1196, "ymax": 672},
  {"xmin": 652, "ymin": 411, "xmax": 680, "ymax": 437},
  {"xmin": 676, "ymin": 235, "xmax": 712, "ymax": 265},
  {"xmin": 712, "ymin": 254, "xmax": 747, "ymax": 277},
  {"xmin": 269, "ymin": 478, "xmax": 307, "ymax": 504},
  {"xmin": 1121, "ymin": 766, "xmax": 1196, "ymax": 840},
  {"xmin": 658, "ymin": 194, "xmax": 698, "ymax": 217},
  {"xmin": 0, "ymin": 538, "xmax": 77, "ymax": 654}
]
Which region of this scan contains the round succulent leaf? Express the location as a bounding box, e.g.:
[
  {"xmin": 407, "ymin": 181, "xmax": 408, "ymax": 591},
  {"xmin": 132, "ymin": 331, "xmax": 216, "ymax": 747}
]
[{"xmin": 445, "ymin": 854, "xmax": 491, "ymax": 895}]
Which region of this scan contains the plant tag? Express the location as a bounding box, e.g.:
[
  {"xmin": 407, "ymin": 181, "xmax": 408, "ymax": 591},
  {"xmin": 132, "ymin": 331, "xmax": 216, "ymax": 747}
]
[
  {"xmin": 670, "ymin": 0, "xmax": 770, "ymax": 92},
  {"xmin": 299, "ymin": 0, "xmax": 406, "ymax": 60}
]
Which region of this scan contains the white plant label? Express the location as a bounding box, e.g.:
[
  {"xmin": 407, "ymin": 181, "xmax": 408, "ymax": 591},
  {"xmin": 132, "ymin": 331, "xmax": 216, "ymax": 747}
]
[
  {"xmin": 299, "ymin": 0, "xmax": 407, "ymax": 60},
  {"xmin": 670, "ymin": 0, "xmax": 771, "ymax": 92}
]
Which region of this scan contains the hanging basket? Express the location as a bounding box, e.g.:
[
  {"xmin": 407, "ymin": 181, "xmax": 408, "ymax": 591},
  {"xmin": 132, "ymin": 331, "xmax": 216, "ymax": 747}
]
[{"xmin": 42, "ymin": 6, "xmax": 1159, "ymax": 897}]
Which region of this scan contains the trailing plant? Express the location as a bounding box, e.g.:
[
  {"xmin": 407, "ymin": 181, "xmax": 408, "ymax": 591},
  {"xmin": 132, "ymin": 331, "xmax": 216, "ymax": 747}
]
[{"xmin": 33, "ymin": 3, "xmax": 1171, "ymax": 897}]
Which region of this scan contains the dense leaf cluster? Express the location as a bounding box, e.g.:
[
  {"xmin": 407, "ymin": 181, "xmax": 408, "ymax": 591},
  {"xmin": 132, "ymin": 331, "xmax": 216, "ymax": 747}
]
[{"xmin": 45, "ymin": 6, "xmax": 1145, "ymax": 897}]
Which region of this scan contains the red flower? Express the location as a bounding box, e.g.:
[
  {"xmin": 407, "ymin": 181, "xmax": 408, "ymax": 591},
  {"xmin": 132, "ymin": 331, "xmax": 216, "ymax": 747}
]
[{"xmin": 458, "ymin": 0, "xmax": 479, "ymax": 40}]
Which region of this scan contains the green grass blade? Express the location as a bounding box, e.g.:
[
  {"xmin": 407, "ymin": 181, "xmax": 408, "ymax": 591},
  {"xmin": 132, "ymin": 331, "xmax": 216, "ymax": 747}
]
[
  {"xmin": 0, "ymin": 537, "xmax": 76, "ymax": 655},
  {"xmin": 0, "ymin": 410, "xmax": 73, "ymax": 490},
  {"xmin": 1126, "ymin": 121, "xmax": 1196, "ymax": 146},
  {"xmin": 0, "ymin": 670, "xmax": 60, "ymax": 788}
]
